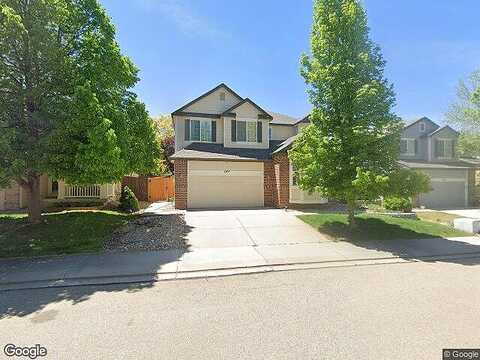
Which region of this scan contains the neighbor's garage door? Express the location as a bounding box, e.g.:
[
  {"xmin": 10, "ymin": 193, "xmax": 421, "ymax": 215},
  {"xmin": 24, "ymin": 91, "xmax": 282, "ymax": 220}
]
[
  {"xmin": 417, "ymin": 169, "xmax": 468, "ymax": 209},
  {"xmin": 188, "ymin": 161, "xmax": 264, "ymax": 208}
]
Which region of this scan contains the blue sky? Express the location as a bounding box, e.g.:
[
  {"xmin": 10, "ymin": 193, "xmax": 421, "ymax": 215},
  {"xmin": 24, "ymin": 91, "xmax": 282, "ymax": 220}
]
[{"xmin": 100, "ymin": 0, "xmax": 480, "ymax": 124}]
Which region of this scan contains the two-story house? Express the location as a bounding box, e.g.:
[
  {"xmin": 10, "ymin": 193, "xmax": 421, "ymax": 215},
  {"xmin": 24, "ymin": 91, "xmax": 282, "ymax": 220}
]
[
  {"xmin": 170, "ymin": 83, "xmax": 326, "ymax": 209},
  {"xmin": 398, "ymin": 117, "xmax": 476, "ymax": 208}
]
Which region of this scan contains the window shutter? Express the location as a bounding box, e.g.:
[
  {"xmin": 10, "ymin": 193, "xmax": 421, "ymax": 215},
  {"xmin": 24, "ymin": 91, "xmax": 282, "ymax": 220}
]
[
  {"xmin": 435, "ymin": 139, "xmax": 440, "ymax": 157},
  {"xmin": 257, "ymin": 121, "xmax": 262, "ymax": 143},
  {"xmin": 231, "ymin": 120, "xmax": 236, "ymax": 142},
  {"xmin": 452, "ymin": 140, "xmax": 456, "ymax": 158},
  {"xmin": 211, "ymin": 121, "xmax": 216, "ymax": 142},
  {"xmin": 185, "ymin": 119, "xmax": 190, "ymax": 141},
  {"xmin": 414, "ymin": 139, "xmax": 418, "ymax": 154}
]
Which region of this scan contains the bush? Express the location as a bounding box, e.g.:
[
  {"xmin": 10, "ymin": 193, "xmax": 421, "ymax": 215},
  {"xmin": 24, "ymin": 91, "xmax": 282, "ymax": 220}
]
[
  {"xmin": 119, "ymin": 186, "xmax": 139, "ymax": 213},
  {"xmin": 384, "ymin": 197, "xmax": 412, "ymax": 213}
]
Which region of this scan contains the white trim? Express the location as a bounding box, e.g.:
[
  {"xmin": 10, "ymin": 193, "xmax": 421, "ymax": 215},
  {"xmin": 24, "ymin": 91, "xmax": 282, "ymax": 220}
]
[
  {"xmin": 189, "ymin": 170, "xmax": 264, "ymax": 177},
  {"xmin": 187, "ymin": 118, "xmax": 214, "ymax": 143},
  {"xmin": 234, "ymin": 118, "xmax": 258, "ymax": 144},
  {"xmin": 435, "ymin": 138, "xmax": 454, "ymax": 159},
  {"xmin": 400, "ymin": 138, "xmax": 416, "ymax": 156}
]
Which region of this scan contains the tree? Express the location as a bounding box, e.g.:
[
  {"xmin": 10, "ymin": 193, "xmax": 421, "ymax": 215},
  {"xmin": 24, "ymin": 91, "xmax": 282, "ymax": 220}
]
[
  {"xmin": 386, "ymin": 168, "xmax": 431, "ymax": 199},
  {"xmin": 290, "ymin": 0, "xmax": 403, "ymax": 227},
  {"xmin": 0, "ymin": 0, "xmax": 160, "ymax": 222},
  {"xmin": 445, "ymin": 69, "xmax": 480, "ymax": 158},
  {"xmin": 456, "ymin": 132, "xmax": 480, "ymax": 158},
  {"xmin": 152, "ymin": 115, "xmax": 175, "ymax": 174},
  {"xmin": 447, "ymin": 69, "xmax": 480, "ymax": 133}
]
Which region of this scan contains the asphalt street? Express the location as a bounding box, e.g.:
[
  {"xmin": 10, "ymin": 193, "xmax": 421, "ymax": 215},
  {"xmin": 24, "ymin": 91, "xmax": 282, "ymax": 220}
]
[{"xmin": 1, "ymin": 258, "xmax": 479, "ymax": 360}]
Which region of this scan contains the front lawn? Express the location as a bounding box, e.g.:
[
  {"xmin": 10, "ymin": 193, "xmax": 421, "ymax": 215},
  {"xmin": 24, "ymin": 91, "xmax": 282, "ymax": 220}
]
[
  {"xmin": 0, "ymin": 210, "xmax": 132, "ymax": 258},
  {"xmin": 298, "ymin": 213, "xmax": 471, "ymax": 241}
]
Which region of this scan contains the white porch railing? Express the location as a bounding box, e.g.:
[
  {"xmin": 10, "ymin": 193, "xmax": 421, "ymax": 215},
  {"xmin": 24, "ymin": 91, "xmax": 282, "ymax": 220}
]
[{"xmin": 64, "ymin": 184, "xmax": 101, "ymax": 198}]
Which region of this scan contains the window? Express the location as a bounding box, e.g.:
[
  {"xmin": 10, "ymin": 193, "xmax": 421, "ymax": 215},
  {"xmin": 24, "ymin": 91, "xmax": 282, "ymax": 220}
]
[
  {"xmin": 291, "ymin": 164, "xmax": 298, "ymax": 186},
  {"xmin": 185, "ymin": 119, "xmax": 215, "ymax": 142},
  {"xmin": 436, "ymin": 139, "xmax": 454, "ymax": 158},
  {"xmin": 400, "ymin": 138, "xmax": 416, "ymax": 155},
  {"xmin": 419, "ymin": 122, "xmax": 426, "ymax": 132},
  {"xmin": 269, "ymin": 127, "xmax": 272, "ymax": 140},
  {"xmin": 235, "ymin": 119, "xmax": 258, "ymax": 143},
  {"xmin": 219, "ymin": 92, "xmax": 225, "ymax": 101}
]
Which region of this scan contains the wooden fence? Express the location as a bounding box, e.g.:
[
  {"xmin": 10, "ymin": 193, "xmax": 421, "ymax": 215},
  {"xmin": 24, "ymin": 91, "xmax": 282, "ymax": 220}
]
[{"xmin": 122, "ymin": 176, "xmax": 174, "ymax": 202}]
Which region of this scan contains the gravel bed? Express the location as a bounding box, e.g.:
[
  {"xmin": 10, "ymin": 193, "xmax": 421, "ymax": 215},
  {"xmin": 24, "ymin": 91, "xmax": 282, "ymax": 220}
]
[{"xmin": 104, "ymin": 214, "xmax": 191, "ymax": 252}]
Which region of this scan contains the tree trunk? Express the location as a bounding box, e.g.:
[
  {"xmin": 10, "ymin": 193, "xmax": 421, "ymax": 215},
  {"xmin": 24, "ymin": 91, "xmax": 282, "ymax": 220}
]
[
  {"xmin": 347, "ymin": 199, "xmax": 356, "ymax": 228},
  {"xmin": 24, "ymin": 176, "xmax": 42, "ymax": 223}
]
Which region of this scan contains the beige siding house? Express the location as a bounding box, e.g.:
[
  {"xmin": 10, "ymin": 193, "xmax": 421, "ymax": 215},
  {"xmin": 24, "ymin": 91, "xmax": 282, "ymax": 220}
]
[{"xmin": 170, "ymin": 83, "xmax": 327, "ymax": 209}]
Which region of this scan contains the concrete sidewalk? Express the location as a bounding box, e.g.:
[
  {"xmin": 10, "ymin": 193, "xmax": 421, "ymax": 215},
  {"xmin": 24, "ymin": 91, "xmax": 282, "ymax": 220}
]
[{"xmin": 2, "ymin": 235, "xmax": 480, "ymax": 291}]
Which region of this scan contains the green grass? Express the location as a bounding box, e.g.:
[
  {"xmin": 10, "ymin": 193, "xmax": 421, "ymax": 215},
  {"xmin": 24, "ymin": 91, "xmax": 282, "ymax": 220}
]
[
  {"xmin": 0, "ymin": 210, "xmax": 132, "ymax": 258},
  {"xmin": 298, "ymin": 213, "xmax": 471, "ymax": 242}
]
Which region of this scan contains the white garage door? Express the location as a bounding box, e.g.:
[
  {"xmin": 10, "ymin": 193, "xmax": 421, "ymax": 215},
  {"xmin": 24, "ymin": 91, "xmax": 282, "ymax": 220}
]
[
  {"xmin": 418, "ymin": 179, "xmax": 467, "ymax": 209},
  {"xmin": 188, "ymin": 161, "xmax": 264, "ymax": 209}
]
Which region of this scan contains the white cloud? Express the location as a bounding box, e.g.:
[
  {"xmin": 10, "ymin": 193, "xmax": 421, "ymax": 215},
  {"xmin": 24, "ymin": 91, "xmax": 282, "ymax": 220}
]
[{"xmin": 134, "ymin": 0, "xmax": 229, "ymax": 40}]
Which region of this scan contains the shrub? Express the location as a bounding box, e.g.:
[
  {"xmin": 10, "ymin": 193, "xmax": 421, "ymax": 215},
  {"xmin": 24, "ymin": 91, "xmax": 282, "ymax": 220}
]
[
  {"xmin": 119, "ymin": 186, "xmax": 139, "ymax": 213},
  {"xmin": 384, "ymin": 197, "xmax": 412, "ymax": 213}
]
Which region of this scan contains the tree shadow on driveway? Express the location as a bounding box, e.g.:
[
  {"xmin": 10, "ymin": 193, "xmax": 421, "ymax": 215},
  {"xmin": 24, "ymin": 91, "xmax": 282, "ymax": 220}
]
[{"xmin": 0, "ymin": 213, "xmax": 193, "ymax": 320}]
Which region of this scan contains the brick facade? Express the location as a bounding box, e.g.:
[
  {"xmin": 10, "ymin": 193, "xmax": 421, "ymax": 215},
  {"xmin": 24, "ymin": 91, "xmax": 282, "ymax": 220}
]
[
  {"xmin": 263, "ymin": 160, "xmax": 275, "ymax": 207},
  {"xmin": 174, "ymin": 155, "xmax": 290, "ymax": 209},
  {"xmin": 272, "ymin": 152, "xmax": 290, "ymax": 208},
  {"xmin": 174, "ymin": 159, "xmax": 188, "ymax": 209}
]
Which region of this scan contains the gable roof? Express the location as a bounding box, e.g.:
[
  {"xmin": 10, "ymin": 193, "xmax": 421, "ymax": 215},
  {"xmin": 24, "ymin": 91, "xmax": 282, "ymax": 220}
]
[
  {"xmin": 295, "ymin": 114, "xmax": 311, "ymax": 125},
  {"xmin": 268, "ymin": 112, "xmax": 299, "ymax": 125},
  {"xmin": 404, "ymin": 116, "xmax": 439, "ymax": 131},
  {"xmin": 222, "ymin": 98, "xmax": 273, "ymax": 120},
  {"xmin": 172, "ymin": 83, "xmax": 243, "ymax": 115},
  {"xmin": 428, "ymin": 125, "xmax": 460, "ymax": 137}
]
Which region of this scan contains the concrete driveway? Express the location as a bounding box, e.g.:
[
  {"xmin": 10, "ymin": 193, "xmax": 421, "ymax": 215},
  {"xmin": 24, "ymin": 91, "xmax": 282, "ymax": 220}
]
[
  {"xmin": 443, "ymin": 209, "xmax": 480, "ymax": 219},
  {"xmin": 184, "ymin": 209, "xmax": 329, "ymax": 248}
]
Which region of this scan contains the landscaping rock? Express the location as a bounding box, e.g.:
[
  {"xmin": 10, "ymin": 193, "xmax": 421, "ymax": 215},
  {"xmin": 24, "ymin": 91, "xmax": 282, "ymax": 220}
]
[{"xmin": 104, "ymin": 214, "xmax": 191, "ymax": 252}]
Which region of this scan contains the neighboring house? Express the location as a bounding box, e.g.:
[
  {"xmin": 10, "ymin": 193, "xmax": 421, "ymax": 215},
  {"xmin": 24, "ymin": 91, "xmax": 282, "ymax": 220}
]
[
  {"xmin": 170, "ymin": 83, "xmax": 326, "ymax": 209},
  {"xmin": 0, "ymin": 176, "xmax": 120, "ymax": 211},
  {"xmin": 398, "ymin": 117, "xmax": 477, "ymax": 209}
]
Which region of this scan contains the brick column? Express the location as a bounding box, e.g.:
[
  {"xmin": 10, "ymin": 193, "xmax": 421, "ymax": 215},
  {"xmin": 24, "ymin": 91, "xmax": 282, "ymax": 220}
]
[
  {"xmin": 272, "ymin": 153, "xmax": 290, "ymax": 208},
  {"xmin": 174, "ymin": 159, "xmax": 188, "ymax": 209},
  {"xmin": 263, "ymin": 160, "xmax": 274, "ymax": 207}
]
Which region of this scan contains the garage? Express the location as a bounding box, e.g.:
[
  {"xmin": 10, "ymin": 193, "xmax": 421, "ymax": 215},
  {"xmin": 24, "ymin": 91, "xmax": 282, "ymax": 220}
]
[
  {"xmin": 187, "ymin": 161, "xmax": 264, "ymax": 209},
  {"xmin": 417, "ymin": 168, "xmax": 468, "ymax": 209}
]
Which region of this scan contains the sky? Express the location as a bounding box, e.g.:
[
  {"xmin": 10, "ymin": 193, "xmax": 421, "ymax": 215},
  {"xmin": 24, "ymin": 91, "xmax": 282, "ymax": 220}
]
[{"xmin": 100, "ymin": 0, "xmax": 480, "ymax": 124}]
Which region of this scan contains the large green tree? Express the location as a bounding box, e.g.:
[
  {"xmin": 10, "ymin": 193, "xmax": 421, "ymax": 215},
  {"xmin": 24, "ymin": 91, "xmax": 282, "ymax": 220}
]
[
  {"xmin": 0, "ymin": 0, "xmax": 160, "ymax": 222},
  {"xmin": 446, "ymin": 69, "xmax": 480, "ymax": 158},
  {"xmin": 290, "ymin": 0, "xmax": 403, "ymax": 226}
]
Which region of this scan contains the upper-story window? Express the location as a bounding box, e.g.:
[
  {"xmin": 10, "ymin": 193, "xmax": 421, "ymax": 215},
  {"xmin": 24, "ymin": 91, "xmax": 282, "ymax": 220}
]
[
  {"xmin": 400, "ymin": 138, "xmax": 416, "ymax": 156},
  {"xmin": 419, "ymin": 122, "xmax": 426, "ymax": 132},
  {"xmin": 219, "ymin": 92, "xmax": 225, "ymax": 101},
  {"xmin": 435, "ymin": 138, "xmax": 454, "ymax": 159},
  {"xmin": 185, "ymin": 119, "xmax": 216, "ymax": 142},
  {"xmin": 232, "ymin": 119, "xmax": 262, "ymax": 143}
]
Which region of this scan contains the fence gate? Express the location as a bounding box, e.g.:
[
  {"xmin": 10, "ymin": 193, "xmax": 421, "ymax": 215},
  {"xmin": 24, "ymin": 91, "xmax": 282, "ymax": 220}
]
[{"xmin": 147, "ymin": 176, "xmax": 175, "ymax": 202}]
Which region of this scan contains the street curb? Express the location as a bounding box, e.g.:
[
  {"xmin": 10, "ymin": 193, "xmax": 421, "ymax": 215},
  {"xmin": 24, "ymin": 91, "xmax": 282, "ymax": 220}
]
[{"xmin": 2, "ymin": 252, "xmax": 480, "ymax": 292}]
